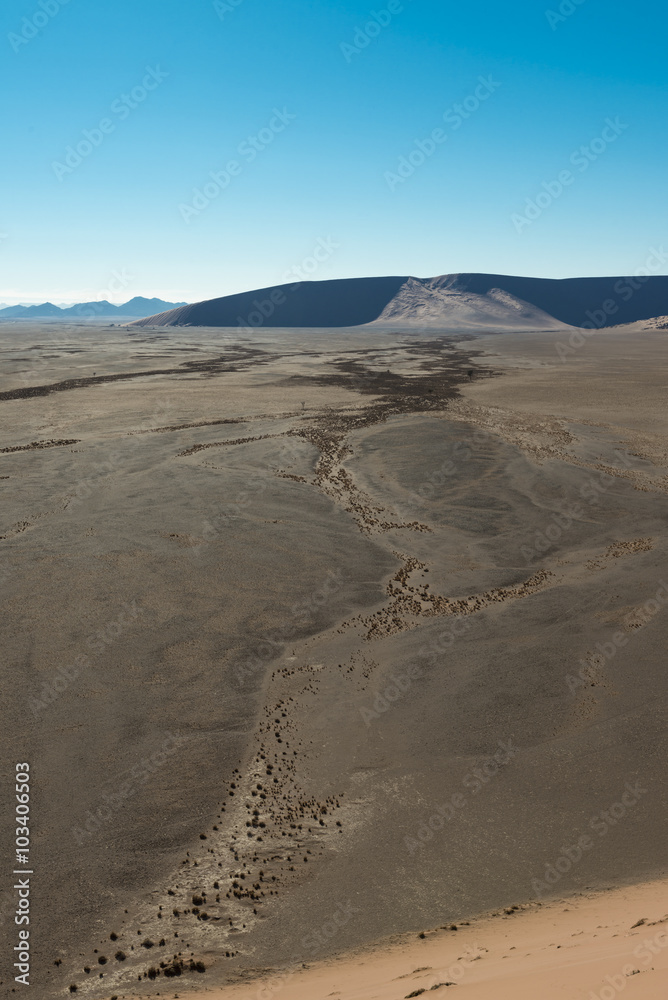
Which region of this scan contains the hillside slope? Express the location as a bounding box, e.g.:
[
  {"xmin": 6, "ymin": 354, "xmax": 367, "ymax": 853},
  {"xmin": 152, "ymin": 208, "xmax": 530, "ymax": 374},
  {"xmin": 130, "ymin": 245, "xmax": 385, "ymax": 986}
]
[{"xmin": 130, "ymin": 272, "xmax": 668, "ymax": 330}]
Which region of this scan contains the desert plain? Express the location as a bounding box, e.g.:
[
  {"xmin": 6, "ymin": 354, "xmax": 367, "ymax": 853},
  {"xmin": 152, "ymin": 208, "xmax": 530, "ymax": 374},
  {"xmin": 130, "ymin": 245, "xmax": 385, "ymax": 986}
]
[{"xmin": 0, "ymin": 319, "xmax": 666, "ymax": 999}]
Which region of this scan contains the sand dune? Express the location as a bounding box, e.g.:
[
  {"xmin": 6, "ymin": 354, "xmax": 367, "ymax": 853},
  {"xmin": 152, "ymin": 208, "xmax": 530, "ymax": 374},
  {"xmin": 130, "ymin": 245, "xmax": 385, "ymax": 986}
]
[
  {"xmin": 370, "ymin": 276, "xmax": 568, "ymax": 329},
  {"xmin": 131, "ymin": 276, "xmax": 410, "ymax": 329},
  {"xmin": 130, "ymin": 272, "xmax": 668, "ymax": 330},
  {"xmin": 179, "ymin": 879, "xmax": 668, "ymax": 1000}
]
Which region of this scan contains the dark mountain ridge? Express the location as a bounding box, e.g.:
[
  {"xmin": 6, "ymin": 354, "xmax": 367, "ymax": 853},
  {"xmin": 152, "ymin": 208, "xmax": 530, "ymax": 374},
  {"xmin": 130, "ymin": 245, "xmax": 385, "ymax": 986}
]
[{"xmin": 0, "ymin": 296, "xmax": 187, "ymax": 320}]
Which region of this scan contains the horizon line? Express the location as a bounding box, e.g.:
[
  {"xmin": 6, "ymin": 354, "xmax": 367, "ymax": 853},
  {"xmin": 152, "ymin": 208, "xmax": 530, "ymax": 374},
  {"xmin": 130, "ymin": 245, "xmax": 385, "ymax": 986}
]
[{"xmin": 4, "ymin": 267, "xmax": 668, "ymax": 308}]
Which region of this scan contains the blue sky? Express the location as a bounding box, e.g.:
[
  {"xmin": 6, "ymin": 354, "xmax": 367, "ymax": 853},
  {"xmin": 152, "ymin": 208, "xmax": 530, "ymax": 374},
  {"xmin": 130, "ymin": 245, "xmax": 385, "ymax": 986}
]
[{"xmin": 0, "ymin": 0, "xmax": 665, "ymax": 304}]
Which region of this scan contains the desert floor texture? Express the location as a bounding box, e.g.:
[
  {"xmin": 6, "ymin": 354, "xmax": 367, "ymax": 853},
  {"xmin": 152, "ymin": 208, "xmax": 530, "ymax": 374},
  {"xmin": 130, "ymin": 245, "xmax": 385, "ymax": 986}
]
[{"xmin": 0, "ymin": 321, "xmax": 666, "ymax": 999}]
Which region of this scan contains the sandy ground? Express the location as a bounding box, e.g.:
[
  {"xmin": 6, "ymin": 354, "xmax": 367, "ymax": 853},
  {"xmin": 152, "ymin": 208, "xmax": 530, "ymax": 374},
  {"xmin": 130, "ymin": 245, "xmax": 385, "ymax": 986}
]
[
  {"xmin": 179, "ymin": 878, "xmax": 668, "ymax": 1000},
  {"xmin": 0, "ymin": 321, "xmax": 666, "ymax": 1000},
  {"xmin": 460, "ymin": 325, "xmax": 668, "ymax": 436}
]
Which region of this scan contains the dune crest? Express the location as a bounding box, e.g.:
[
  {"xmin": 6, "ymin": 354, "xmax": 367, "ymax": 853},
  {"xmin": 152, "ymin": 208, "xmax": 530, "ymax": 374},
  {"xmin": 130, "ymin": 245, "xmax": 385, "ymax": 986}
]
[{"xmin": 131, "ymin": 272, "xmax": 668, "ymax": 330}]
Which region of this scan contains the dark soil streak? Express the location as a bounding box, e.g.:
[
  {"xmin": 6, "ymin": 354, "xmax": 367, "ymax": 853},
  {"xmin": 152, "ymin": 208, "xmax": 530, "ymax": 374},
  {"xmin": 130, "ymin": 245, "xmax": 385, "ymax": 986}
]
[{"xmin": 0, "ymin": 346, "xmax": 271, "ymax": 401}]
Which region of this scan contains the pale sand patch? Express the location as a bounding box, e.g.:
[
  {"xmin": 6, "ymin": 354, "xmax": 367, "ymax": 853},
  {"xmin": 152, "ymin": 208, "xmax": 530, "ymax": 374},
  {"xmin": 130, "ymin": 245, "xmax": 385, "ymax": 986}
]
[{"xmin": 171, "ymin": 879, "xmax": 668, "ymax": 1000}]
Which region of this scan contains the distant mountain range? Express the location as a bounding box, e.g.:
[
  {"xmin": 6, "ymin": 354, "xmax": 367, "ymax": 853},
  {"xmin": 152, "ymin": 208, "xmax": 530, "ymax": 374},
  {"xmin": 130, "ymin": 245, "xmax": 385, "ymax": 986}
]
[
  {"xmin": 130, "ymin": 273, "xmax": 668, "ymax": 331},
  {"xmin": 0, "ymin": 297, "xmax": 187, "ymax": 320}
]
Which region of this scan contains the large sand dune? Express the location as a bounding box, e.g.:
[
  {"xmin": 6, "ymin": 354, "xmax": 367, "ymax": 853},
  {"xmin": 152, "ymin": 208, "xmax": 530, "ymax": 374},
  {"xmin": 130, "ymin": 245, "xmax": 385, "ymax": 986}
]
[
  {"xmin": 370, "ymin": 276, "xmax": 567, "ymax": 328},
  {"xmin": 0, "ymin": 320, "xmax": 666, "ymax": 999},
  {"xmin": 130, "ymin": 272, "xmax": 668, "ymax": 330},
  {"xmin": 186, "ymin": 879, "xmax": 668, "ymax": 1000}
]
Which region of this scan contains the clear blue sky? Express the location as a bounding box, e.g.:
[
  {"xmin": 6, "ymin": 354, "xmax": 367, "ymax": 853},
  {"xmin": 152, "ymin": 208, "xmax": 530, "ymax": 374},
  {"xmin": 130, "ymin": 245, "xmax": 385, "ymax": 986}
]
[{"xmin": 0, "ymin": 0, "xmax": 665, "ymax": 304}]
